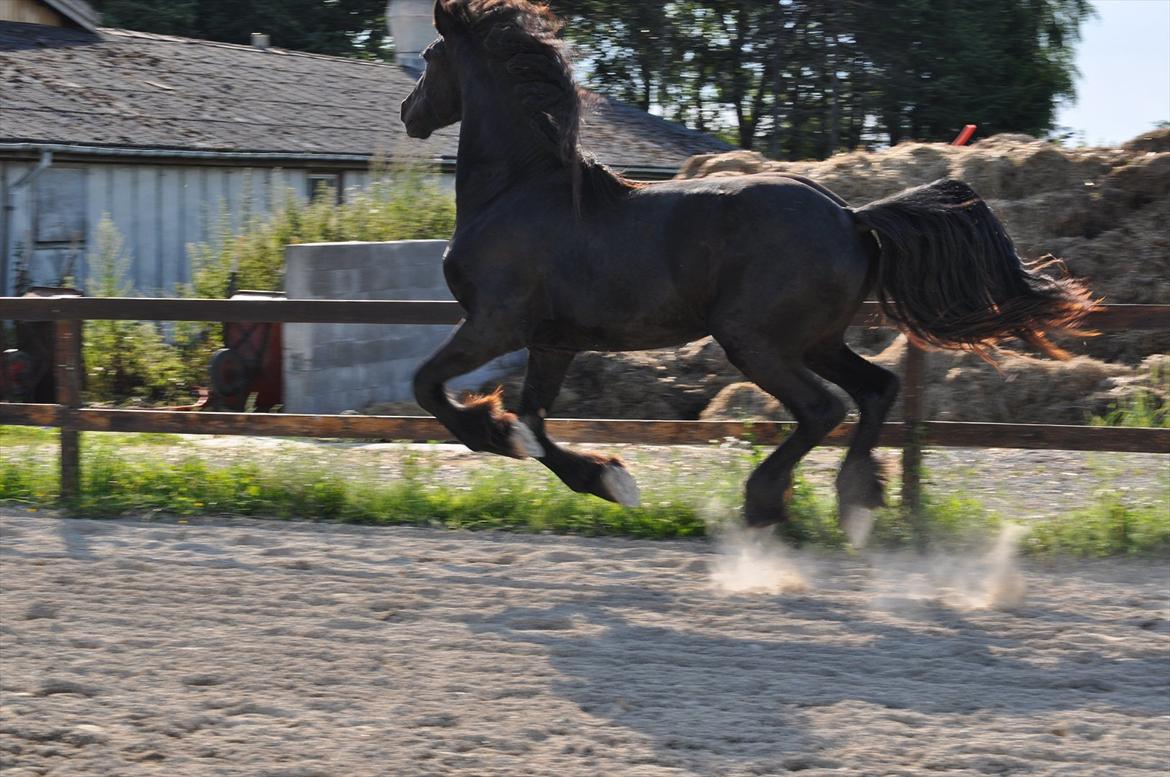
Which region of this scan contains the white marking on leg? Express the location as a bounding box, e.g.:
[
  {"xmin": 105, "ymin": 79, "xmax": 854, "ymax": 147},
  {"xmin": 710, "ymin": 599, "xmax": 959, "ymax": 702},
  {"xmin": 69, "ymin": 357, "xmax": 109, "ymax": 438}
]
[
  {"xmin": 509, "ymin": 420, "xmax": 545, "ymax": 459},
  {"xmin": 842, "ymin": 506, "xmax": 875, "ymax": 548}
]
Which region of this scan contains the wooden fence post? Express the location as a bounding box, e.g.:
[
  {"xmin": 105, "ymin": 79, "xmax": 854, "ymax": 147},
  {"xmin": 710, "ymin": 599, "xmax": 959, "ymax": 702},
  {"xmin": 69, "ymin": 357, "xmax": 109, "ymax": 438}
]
[
  {"xmin": 901, "ymin": 341, "xmax": 925, "ymax": 542},
  {"xmin": 54, "ymin": 319, "xmax": 83, "ymax": 504}
]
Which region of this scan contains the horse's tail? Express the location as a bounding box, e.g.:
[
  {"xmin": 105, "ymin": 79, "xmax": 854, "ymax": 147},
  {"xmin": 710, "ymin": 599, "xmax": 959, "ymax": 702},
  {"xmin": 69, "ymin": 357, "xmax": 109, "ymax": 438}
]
[{"xmin": 850, "ymin": 178, "xmax": 1097, "ymax": 360}]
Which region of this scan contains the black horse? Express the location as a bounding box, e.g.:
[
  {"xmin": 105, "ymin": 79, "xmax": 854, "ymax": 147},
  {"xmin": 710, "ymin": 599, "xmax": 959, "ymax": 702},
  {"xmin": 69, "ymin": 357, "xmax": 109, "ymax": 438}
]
[{"xmin": 400, "ymin": 0, "xmax": 1094, "ymax": 532}]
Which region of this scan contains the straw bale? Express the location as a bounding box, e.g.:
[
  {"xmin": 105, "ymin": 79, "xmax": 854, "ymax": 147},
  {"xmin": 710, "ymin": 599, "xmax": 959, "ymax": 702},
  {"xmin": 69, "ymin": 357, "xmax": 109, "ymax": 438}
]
[{"xmin": 699, "ymin": 382, "xmax": 787, "ymax": 422}]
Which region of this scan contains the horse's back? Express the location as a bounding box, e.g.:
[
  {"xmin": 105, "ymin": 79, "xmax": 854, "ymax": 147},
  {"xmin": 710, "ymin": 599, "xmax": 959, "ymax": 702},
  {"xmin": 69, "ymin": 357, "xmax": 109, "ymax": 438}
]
[
  {"xmin": 452, "ymin": 172, "xmax": 873, "ymax": 351},
  {"xmin": 620, "ymin": 174, "xmax": 874, "ymax": 341}
]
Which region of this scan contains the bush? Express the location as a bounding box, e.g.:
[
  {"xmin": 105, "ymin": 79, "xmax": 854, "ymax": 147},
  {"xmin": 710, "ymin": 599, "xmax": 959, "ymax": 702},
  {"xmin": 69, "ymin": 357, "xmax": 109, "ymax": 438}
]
[
  {"xmin": 175, "ymin": 161, "xmax": 457, "ymax": 392},
  {"xmin": 77, "ymin": 162, "xmax": 456, "ymax": 405},
  {"xmin": 84, "ymin": 218, "xmax": 188, "ymax": 405},
  {"xmin": 1090, "ymin": 359, "xmax": 1170, "ymax": 429},
  {"xmin": 186, "ymin": 161, "xmax": 455, "ymax": 297}
]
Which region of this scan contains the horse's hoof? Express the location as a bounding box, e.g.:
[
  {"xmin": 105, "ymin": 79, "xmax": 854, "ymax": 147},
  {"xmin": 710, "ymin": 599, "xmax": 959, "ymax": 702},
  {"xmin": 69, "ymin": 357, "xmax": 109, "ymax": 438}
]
[
  {"xmin": 508, "ymin": 421, "xmax": 544, "ymax": 459},
  {"xmin": 600, "ymin": 462, "xmax": 641, "ymax": 507},
  {"xmin": 837, "ymin": 455, "xmax": 887, "ymax": 511},
  {"xmin": 743, "ymin": 498, "xmax": 787, "ymax": 528}
]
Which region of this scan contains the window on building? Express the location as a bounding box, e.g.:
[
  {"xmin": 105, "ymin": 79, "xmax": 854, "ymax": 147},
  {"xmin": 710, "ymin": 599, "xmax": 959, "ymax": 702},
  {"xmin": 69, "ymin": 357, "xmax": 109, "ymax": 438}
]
[
  {"xmin": 307, "ymin": 172, "xmax": 343, "ymax": 204},
  {"xmin": 29, "ymin": 167, "xmax": 86, "ymax": 288}
]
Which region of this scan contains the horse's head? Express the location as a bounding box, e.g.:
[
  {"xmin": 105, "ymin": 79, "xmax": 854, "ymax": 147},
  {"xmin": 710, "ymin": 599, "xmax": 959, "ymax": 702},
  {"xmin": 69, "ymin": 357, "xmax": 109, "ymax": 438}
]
[{"xmin": 400, "ymin": 2, "xmax": 463, "ymax": 139}]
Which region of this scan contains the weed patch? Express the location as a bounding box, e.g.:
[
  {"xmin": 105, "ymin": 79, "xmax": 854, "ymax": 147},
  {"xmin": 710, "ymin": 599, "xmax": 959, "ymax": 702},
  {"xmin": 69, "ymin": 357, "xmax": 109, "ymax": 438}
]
[{"xmin": 1, "ymin": 433, "xmax": 1165, "ymax": 556}]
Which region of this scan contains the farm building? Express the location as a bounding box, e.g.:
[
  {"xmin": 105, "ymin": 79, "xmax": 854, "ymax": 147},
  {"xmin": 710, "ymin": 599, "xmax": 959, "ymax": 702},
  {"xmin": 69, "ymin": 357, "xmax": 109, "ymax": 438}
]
[{"xmin": 0, "ymin": 0, "xmax": 732, "ymax": 296}]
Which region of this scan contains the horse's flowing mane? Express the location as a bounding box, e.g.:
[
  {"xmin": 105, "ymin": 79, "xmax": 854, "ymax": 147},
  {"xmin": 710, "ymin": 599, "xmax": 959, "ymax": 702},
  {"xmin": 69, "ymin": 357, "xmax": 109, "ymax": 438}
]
[{"xmin": 443, "ymin": 0, "xmax": 638, "ymax": 203}]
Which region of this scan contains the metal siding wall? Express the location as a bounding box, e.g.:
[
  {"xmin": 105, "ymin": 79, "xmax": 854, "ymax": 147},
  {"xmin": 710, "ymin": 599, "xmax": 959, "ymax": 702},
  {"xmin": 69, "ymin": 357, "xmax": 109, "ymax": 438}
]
[
  {"xmin": 181, "ymin": 167, "xmax": 201, "ymax": 285},
  {"xmin": 227, "ymin": 169, "xmax": 241, "ymax": 231},
  {"xmin": 2, "ymin": 161, "xmax": 388, "ymax": 296},
  {"xmin": 347, "ymin": 170, "xmax": 370, "ymax": 198},
  {"xmin": 269, "ymin": 169, "xmax": 289, "ymax": 211},
  {"xmin": 254, "ymin": 168, "xmax": 272, "ymax": 220},
  {"xmin": 158, "ymin": 168, "xmax": 183, "ymax": 291},
  {"xmin": 135, "ymin": 166, "xmax": 160, "ymax": 292},
  {"xmin": 286, "ymin": 170, "xmax": 310, "ymax": 203},
  {"xmin": 81, "ymin": 164, "xmax": 111, "ymax": 287},
  {"xmin": 3, "ymin": 162, "xmax": 32, "ymax": 294},
  {"xmin": 1, "ymin": 162, "xmax": 14, "ymax": 294},
  {"xmin": 107, "ymin": 167, "xmax": 136, "ymax": 287}
]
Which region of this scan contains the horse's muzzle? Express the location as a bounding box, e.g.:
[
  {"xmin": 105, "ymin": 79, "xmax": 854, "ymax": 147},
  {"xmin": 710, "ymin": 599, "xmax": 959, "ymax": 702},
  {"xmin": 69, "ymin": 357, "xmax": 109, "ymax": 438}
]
[{"xmin": 401, "ymin": 98, "xmax": 434, "ymax": 140}]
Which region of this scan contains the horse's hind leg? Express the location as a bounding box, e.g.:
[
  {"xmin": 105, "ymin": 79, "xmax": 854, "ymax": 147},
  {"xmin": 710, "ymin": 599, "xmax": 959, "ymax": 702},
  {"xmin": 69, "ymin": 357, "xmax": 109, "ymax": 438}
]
[
  {"xmin": 413, "ymin": 320, "xmax": 543, "ymax": 459},
  {"xmin": 517, "ymin": 348, "xmax": 640, "ymax": 506},
  {"xmin": 806, "ymin": 341, "xmax": 900, "ymax": 539},
  {"xmin": 716, "ymin": 333, "xmax": 846, "ymax": 527}
]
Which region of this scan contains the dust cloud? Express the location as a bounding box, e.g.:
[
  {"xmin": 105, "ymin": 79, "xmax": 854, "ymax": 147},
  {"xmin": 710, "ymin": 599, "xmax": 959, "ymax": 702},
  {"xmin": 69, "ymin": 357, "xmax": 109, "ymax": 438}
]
[{"xmin": 707, "ymin": 521, "xmax": 811, "ymax": 595}]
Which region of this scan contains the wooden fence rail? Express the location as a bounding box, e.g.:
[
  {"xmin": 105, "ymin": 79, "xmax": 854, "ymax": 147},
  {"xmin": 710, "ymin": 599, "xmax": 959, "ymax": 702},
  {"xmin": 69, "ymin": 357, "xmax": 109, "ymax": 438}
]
[{"xmin": 2, "ymin": 297, "xmax": 1168, "ymax": 513}]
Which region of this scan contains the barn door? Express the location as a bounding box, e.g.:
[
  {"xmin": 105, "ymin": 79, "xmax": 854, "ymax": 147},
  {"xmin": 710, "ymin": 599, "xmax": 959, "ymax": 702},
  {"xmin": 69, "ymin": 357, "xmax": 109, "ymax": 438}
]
[{"xmin": 27, "ymin": 167, "xmax": 87, "ymax": 290}]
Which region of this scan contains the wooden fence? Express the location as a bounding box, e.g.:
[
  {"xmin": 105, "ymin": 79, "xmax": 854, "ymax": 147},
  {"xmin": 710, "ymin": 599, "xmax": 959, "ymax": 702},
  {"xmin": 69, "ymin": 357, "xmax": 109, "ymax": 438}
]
[{"xmin": 2, "ymin": 297, "xmax": 1168, "ymax": 513}]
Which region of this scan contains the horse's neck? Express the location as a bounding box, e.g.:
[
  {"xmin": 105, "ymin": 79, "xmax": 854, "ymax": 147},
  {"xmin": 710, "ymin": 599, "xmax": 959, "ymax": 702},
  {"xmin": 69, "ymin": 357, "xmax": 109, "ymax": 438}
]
[{"xmin": 454, "ymin": 90, "xmax": 567, "ymax": 216}]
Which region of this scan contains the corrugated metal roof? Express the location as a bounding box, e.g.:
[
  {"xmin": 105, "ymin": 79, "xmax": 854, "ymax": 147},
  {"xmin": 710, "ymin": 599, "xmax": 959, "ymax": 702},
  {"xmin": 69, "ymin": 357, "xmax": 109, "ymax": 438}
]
[{"xmin": 0, "ymin": 22, "xmax": 731, "ymax": 171}]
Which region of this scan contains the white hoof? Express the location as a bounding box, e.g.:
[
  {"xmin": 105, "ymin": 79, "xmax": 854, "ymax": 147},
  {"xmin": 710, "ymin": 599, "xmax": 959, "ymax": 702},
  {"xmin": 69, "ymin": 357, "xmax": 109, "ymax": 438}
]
[
  {"xmin": 842, "ymin": 506, "xmax": 875, "ymax": 549},
  {"xmin": 509, "ymin": 421, "xmax": 545, "ymax": 459},
  {"xmin": 601, "ymin": 463, "xmax": 641, "ymax": 507}
]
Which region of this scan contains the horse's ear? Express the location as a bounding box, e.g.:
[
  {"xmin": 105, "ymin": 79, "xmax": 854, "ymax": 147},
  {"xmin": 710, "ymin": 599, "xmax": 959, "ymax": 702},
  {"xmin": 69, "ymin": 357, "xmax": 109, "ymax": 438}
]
[{"xmin": 434, "ymin": 0, "xmax": 460, "ymax": 38}]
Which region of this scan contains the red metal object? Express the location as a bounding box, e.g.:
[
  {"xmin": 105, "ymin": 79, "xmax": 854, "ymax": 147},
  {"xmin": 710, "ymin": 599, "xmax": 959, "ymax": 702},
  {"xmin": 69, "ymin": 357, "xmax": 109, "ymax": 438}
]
[
  {"xmin": 952, "ymin": 124, "xmax": 977, "ymax": 146},
  {"xmin": 1, "ymin": 287, "xmax": 84, "ymax": 402},
  {"xmin": 208, "ymin": 291, "xmax": 284, "ymax": 411}
]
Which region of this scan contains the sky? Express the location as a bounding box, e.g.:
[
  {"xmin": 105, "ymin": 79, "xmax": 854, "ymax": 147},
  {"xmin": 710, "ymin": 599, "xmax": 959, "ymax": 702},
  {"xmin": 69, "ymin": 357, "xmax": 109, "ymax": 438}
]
[{"xmin": 1055, "ymin": 0, "xmax": 1170, "ymax": 146}]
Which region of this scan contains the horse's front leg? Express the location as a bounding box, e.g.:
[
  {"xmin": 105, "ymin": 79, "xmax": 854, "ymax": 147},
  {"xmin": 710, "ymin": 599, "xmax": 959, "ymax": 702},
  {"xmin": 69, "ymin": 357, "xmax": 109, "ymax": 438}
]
[
  {"xmin": 413, "ymin": 321, "xmax": 542, "ymax": 459},
  {"xmin": 519, "ymin": 347, "xmax": 640, "ymax": 507}
]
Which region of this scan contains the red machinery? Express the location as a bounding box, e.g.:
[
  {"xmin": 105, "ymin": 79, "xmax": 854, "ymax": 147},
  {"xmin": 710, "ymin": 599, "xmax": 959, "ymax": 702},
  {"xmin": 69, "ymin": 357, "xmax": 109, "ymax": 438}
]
[
  {"xmin": 1, "ymin": 286, "xmax": 84, "ymax": 403},
  {"xmin": 208, "ymin": 290, "xmax": 284, "ymax": 411}
]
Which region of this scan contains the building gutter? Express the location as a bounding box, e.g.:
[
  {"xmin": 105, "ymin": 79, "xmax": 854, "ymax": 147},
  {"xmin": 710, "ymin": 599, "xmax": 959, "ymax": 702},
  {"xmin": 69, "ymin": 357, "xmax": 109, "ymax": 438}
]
[
  {"xmin": 0, "ymin": 142, "xmax": 426, "ymax": 168},
  {"xmin": 2, "ymin": 150, "xmax": 53, "ymax": 297},
  {"xmin": 0, "ymin": 143, "xmax": 683, "ymax": 180}
]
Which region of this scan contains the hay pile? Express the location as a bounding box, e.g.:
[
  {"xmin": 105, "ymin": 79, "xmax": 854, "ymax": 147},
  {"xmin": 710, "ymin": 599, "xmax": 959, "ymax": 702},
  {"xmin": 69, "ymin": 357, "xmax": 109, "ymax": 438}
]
[
  {"xmin": 680, "ymin": 129, "xmax": 1170, "ymax": 363},
  {"xmin": 458, "ymin": 132, "xmax": 1169, "ymax": 426},
  {"xmin": 698, "ymin": 339, "xmax": 1168, "ymax": 426}
]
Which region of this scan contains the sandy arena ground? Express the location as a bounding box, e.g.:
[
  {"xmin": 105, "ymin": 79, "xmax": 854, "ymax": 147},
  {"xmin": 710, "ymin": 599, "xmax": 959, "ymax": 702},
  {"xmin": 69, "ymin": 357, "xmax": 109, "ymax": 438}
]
[{"xmin": 1, "ymin": 508, "xmax": 1168, "ymax": 776}]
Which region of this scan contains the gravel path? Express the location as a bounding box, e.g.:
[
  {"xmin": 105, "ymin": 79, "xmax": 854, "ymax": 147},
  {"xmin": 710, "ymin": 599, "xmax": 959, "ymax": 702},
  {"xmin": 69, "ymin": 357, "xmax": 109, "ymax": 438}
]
[{"xmin": 2, "ymin": 509, "xmax": 1168, "ymax": 776}]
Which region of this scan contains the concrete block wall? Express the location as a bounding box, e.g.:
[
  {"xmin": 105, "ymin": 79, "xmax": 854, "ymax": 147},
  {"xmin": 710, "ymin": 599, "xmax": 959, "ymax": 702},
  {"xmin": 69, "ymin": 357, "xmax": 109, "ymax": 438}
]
[{"xmin": 283, "ymin": 240, "xmax": 524, "ymax": 414}]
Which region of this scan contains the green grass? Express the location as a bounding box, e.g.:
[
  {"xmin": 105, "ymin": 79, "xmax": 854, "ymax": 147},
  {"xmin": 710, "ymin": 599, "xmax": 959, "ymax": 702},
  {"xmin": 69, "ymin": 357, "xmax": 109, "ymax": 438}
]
[
  {"xmin": 1023, "ymin": 497, "xmax": 1170, "ymax": 557},
  {"xmin": 1090, "ymin": 362, "xmax": 1170, "ymax": 429},
  {"xmin": 1, "ymin": 430, "xmax": 1166, "ymax": 556}
]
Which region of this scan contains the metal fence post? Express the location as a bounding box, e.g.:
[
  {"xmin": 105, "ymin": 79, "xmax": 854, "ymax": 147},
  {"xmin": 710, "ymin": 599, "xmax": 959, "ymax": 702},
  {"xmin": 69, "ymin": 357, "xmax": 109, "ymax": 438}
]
[
  {"xmin": 54, "ymin": 319, "xmax": 82, "ymax": 504},
  {"xmin": 901, "ymin": 340, "xmax": 925, "ymax": 541}
]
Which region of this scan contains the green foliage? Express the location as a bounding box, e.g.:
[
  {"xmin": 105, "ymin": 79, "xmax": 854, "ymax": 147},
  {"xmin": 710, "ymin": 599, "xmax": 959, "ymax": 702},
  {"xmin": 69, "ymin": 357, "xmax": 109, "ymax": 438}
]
[
  {"xmin": 186, "ymin": 163, "xmax": 455, "ymax": 297},
  {"xmin": 84, "ymin": 218, "xmax": 188, "ymax": 404},
  {"xmin": 1090, "ymin": 362, "xmax": 1170, "ymax": 429},
  {"xmin": 1025, "ymin": 497, "xmax": 1170, "ymax": 557},
  {"xmin": 552, "ymin": 0, "xmax": 1092, "ymax": 156},
  {"xmin": 94, "ymin": 0, "xmax": 196, "ymax": 35},
  {"xmin": 3, "ymin": 432, "xmax": 1165, "ymax": 557},
  {"xmin": 175, "ymin": 163, "xmax": 455, "ymax": 390}
]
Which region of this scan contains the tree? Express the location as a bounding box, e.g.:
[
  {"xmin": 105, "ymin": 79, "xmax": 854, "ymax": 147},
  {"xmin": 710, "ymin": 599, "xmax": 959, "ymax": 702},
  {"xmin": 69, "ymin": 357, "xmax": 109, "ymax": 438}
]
[
  {"xmin": 852, "ymin": 0, "xmax": 1091, "ymax": 143},
  {"xmin": 95, "ymin": 0, "xmax": 391, "ymax": 59},
  {"xmin": 95, "ymin": 0, "xmax": 196, "ymax": 36},
  {"xmin": 554, "ymin": 0, "xmax": 1092, "ymax": 157}
]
